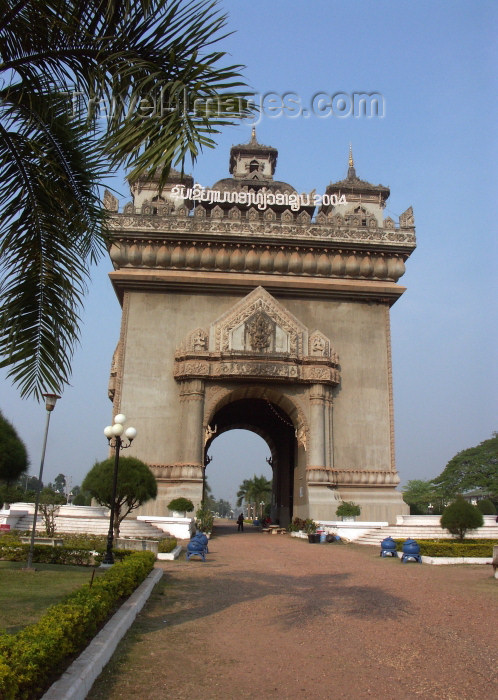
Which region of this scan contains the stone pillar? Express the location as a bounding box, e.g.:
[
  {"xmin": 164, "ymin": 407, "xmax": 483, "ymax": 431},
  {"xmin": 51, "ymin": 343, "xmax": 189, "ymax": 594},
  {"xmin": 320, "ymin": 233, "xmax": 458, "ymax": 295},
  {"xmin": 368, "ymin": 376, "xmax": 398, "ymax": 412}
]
[
  {"xmin": 309, "ymin": 383, "xmax": 326, "ymax": 467},
  {"xmin": 179, "ymin": 379, "xmax": 205, "ymax": 465},
  {"xmin": 324, "ymin": 386, "xmax": 334, "ymax": 469}
]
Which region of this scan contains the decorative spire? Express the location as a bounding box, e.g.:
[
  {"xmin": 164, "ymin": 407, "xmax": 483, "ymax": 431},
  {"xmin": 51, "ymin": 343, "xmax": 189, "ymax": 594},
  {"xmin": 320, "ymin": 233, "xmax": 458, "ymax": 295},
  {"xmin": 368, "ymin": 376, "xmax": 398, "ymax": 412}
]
[
  {"xmin": 347, "ymin": 143, "xmax": 356, "ymax": 179},
  {"xmin": 250, "ymin": 126, "xmax": 257, "ymax": 144}
]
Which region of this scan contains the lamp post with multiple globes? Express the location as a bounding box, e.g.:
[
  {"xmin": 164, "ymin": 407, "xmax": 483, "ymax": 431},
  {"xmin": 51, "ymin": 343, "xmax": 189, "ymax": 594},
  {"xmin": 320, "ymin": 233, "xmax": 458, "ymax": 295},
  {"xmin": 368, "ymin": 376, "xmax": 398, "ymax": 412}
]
[{"xmin": 102, "ymin": 414, "xmax": 137, "ymax": 565}]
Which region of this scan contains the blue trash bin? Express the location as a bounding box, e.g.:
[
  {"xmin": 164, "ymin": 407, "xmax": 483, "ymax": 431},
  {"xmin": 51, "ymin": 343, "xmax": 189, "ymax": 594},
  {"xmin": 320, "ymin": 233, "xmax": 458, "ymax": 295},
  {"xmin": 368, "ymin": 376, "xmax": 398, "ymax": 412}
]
[
  {"xmin": 380, "ymin": 536, "xmax": 398, "ymax": 557},
  {"xmin": 401, "ymin": 538, "xmax": 422, "ymax": 563}
]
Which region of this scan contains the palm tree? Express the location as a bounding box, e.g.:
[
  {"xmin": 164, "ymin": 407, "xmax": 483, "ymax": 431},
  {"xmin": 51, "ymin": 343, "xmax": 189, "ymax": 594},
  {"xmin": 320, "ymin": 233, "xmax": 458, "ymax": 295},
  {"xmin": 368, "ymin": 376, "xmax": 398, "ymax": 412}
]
[
  {"xmin": 0, "ymin": 0, "xmax": 252, "ymax": 399},
  {"xmin": 236, "ymin": 478, "xmax": 253, "ymax": 508},
  {"xmin": 236, "ymin": 474, "xmax": 272, "ymax": 517}
]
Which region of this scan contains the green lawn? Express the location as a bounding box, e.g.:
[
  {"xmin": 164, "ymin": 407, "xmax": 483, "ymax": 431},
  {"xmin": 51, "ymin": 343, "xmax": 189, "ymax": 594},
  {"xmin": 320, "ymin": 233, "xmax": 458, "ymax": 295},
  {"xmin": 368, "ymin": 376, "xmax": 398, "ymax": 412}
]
[{"xmin": 0, "ymin": 561, "xmax": 105, "ymax": 634}]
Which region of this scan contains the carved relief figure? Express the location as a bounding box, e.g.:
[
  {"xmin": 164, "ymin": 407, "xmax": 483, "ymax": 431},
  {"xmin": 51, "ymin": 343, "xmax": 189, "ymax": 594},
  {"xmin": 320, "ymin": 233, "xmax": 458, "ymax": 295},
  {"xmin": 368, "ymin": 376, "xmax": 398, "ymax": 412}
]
[
  {"xmin": 246, "ymin": 311, "xmax": 274, "ymax": 351},
  {"xmin": 311, "ymin": 335, "xmax": 326, "ymax": 355},
  {"xmin": 309, "ymin": 331, "xmax": 331, "ymax": 357},
  {"xmin": 191, "ymin": 329, "xmax": 208, "ymax": 352}
]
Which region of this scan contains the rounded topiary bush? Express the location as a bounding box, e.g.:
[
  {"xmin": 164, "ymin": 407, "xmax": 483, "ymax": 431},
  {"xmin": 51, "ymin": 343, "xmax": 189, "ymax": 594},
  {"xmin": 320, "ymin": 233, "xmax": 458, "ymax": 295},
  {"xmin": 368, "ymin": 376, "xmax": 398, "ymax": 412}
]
[
  {"xmin": 476, "ymin": 498, "xmax": 496, "ymax": 515},
  {"xmin": 440, "ymin": 495, "xmax": 484, "ymax": 541},
  {"xmin": 167, "ymin": 497, "xmax": 194, "ymax": 514},
  {"xmin": 336, "ymin": 501, "xmax": 361, "ymax": 518}
]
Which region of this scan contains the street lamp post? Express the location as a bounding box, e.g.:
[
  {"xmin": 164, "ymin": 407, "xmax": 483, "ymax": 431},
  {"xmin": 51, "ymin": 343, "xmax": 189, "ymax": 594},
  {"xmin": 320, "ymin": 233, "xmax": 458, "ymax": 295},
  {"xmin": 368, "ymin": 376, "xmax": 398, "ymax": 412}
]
[
  {"xmin": 26, "ymin": 393, "xmax": 60, "ymax": 570},
  {"xmin": 102, "ymin": 414, "xmax": 137, "ymax": 566}
]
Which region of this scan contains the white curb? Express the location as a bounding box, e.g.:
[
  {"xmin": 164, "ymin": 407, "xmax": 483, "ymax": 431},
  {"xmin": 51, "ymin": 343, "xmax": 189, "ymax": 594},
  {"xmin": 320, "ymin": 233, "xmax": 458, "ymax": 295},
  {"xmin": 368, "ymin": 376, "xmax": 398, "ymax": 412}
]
[
  {"xmin": 42, "ymin": 567, "xmax": 163, "ymax": 700},
  {"xmin": 421, "ymin": 556, "xmax": 493, "ymax": 566},
  {"xmin": 156, "ymin": 544, "xmax": 182, "ymax": 560}
]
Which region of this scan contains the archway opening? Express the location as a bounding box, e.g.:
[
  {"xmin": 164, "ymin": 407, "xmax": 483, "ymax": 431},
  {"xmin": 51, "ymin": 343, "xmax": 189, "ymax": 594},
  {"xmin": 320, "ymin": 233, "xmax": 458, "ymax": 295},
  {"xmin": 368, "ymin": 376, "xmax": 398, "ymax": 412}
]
[
  {"xmin": 205, "ymin": 398, "xmax": 297, "ymax": 526},
  {"xmin": 206, "ymin": 429, "xmax": 272, "ymax": 519}
]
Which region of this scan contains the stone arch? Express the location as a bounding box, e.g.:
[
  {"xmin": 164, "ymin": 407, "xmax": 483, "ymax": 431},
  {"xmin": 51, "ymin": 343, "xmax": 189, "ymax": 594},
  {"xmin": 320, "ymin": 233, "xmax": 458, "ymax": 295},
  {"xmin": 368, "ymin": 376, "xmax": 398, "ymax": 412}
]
[
  {"xmin": 204, "ymin": 384, "xmax": 309, "ymax": 446},
  {"xmin": 203, "ymin": 384, "xmax": 308, "ymax": 525}
]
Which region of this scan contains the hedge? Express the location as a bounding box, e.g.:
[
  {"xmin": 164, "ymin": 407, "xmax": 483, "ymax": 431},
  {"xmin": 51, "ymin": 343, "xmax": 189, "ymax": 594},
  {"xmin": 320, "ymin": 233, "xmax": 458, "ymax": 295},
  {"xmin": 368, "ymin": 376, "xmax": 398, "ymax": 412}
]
[
  {"xmin": 393, "ymin": 539, "xmax": 495, "ymax": 557},
  {"xmin": 0, "ymin": 543, "xmax": 134, "ymax": 566},
  {"xmin": 0, "ymin": 551, "xmax": 155, "ymax": 699},
  {"xmin": 157, "ymin": 537, "xmax": 178, "ymax": 553}
]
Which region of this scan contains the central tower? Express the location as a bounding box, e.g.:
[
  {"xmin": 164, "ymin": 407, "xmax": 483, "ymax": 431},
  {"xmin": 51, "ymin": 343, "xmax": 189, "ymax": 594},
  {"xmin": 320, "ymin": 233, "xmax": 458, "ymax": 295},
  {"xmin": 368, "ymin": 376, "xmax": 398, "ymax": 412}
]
[{"xmin": 105, "ymin": 132, "xmax": 416, "ymax": 525}]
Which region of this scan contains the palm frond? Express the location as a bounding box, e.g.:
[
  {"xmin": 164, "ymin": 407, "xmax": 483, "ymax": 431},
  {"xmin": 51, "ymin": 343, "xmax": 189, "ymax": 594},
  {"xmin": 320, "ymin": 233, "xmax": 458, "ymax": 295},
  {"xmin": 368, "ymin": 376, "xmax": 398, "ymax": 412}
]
[
  {"xmin": 0, "ymin": 0, "xmax": 254, "ymax": 398},
  {"xmin": 0, "ymin": 88, "xmax": 107, "ymax": 398}
]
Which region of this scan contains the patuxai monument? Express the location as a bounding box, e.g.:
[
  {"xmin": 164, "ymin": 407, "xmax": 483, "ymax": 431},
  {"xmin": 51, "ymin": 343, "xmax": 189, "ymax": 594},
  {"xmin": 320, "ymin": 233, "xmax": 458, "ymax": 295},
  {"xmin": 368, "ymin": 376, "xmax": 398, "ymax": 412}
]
[{"xmin": 104, "ymin": 130, "xmax": 416, "ymax": 525}]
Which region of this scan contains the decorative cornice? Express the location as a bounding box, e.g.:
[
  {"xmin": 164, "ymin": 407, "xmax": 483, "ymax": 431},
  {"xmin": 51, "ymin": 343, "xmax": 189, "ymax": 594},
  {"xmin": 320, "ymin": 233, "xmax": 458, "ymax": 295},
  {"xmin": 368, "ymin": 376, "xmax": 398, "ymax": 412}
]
[
  {"xmin": 306, "ymin": 467, "xmax": 401, "ymax": 486},
  {"xmin": 329, "ymin": 469, "xmax": 401, "ymax": 486},
  {"xmin": 174, "ymin": 354, "xmax": 340, "ymax": 385},
  {"xmin": 108, "ymin": 212, "xmax": 416, "ymax": 247},
  {"xmin": 108, "ymin": 238, "xmax": 408, "ymax": 283},
  {"xmin": 148, "ymin": 463, "xmax": 203, "ymax": 481}
]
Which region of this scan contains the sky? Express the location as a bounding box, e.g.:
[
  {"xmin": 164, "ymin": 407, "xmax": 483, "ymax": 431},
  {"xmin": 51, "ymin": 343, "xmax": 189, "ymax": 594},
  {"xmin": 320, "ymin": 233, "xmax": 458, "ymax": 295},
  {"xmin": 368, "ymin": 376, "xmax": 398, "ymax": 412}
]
[{"xmin": 1, "ymin": 0, "xmax": 497, "ymax": 507}]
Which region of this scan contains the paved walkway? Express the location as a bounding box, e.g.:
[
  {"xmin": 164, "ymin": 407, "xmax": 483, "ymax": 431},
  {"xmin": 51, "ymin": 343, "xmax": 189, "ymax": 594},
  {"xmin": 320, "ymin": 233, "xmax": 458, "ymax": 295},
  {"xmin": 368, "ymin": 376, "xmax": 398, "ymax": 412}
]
[{"xmin": 90, "ymin": 522, "xmax": 497, "ymax": 700}]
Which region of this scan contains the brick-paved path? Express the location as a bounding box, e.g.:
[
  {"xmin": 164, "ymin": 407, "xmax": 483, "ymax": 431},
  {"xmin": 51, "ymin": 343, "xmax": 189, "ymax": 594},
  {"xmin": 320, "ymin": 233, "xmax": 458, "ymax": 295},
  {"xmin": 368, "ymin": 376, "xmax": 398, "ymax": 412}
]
[{"xmin": 90, "ymin": 522, "xmax": 497, "ymax": 700}]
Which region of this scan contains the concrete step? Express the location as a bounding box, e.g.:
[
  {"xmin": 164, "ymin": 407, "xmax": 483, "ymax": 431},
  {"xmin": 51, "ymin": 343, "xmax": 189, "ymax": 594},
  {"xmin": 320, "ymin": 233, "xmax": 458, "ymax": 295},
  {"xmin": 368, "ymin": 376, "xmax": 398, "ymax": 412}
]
[{"xmin": 12, "ymin": 514, "xmax": 166, "ymax": 539}]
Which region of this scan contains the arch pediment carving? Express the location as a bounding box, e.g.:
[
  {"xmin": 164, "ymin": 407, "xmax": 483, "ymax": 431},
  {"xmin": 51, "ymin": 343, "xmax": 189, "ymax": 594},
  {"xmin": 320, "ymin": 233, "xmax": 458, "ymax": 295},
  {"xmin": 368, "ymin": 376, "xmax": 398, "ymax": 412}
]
[
  {"xmin": 211, "ymin": 286, "xmax": 307, "ymax": 355},
  {"xmin": 174, "ymin": 287, "xmax": 340, "ymax": 385}
]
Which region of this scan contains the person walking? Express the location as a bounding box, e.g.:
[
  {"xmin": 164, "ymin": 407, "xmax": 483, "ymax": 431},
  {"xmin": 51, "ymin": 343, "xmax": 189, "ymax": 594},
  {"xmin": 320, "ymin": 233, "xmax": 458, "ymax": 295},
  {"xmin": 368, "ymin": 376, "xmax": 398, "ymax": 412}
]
[{"xmin": 237, "ymin": 513, "xmax": 244, "ymax": 532}]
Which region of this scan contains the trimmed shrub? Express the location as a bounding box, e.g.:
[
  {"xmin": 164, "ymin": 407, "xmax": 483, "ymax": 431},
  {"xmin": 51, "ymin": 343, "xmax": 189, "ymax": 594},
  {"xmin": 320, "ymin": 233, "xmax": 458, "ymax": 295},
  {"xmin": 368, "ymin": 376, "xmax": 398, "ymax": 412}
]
[
  {"xmin": 477, "ymin": 498, "xmax": 496, "ymax": 515},
  {"xmin": 0, "ymin": 542, "xmax": 136, "ymax": 567},
  {"xmin": 336, "ymin": 501, "xmax": 361, "ymax": 518},
  {"xmin": 167, "ymin": 497, "xmax": 194, "ymax": 513},
  {"xmin": 0, "ymin": 551, "xmax": 155, "ymax": 699},
  {"xmin": 440, "ymin": 496, "xmax": 484, "ymax": 541},
  {"xmin": 0, "ymin": 543, "xmax": 93, "ymax": 566},
  {"xmin": 158, "ymin": 538, "xmax": 177, "ymax": 553},
  {"xmin": 393, "ymin": 539, "xmax": 495, "ymax": 557}
]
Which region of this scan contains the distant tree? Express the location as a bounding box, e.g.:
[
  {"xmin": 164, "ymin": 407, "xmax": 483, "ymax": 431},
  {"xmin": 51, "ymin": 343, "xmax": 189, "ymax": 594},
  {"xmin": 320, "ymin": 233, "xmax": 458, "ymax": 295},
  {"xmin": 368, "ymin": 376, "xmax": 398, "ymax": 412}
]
[
  {"xmin": 433, "ymin": 433, "xmax": 498, "ymax": 498},
  {"xmin": 215, "ymin": 498, "xmax": 232, "ymax": 517},
  {"xmin": 13, "ymin": 475, "xmax": 42, "ymax": 504},
  {"xmin": 402, "ymin": 479, "xmax": 444, "ymax": 514},
  {"xmin": 440, "ymin": 495, "xmax": 484, "ymax": 541},
  {"xmin": 71, "ymin": 484, "xmax": 92, "ymax": 505},
  {"xmin": 476, "ymin": 498, "xmax": 496, "ymax": 515},
  {"xmin": 402, "ymin": 479, "xmax": 434, "ymax": 513},
  {"xmin": 82, "ymin": 457, "xmax": 157, "ymax": 537},
  {"xmin": 208, "ymin": 497, "xmax": 232, "ymax": 517},
  {"xmin": 53, "ymin": 473, "xmax": 67, "ymax": 495},
  {"xmin": 72, "ymin": 491, "xmax": 92, "ymax": 506},
  {"xmin": 0, "ymin": 410, "xmax": 29, "ymax": 488},
  {"xmin": 0, "ymin": 483, "xmax": 24, "ymax": 507},
  {"xmin": 21, "ymin": 475, "xmax": 42, "ymax": 492},
  {"xmin": 38, "ymin": 488, "xmax": 65, "ymax": 536}
]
